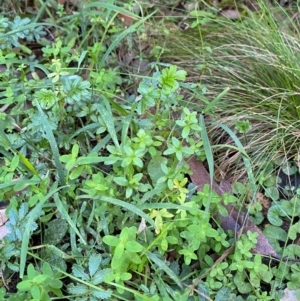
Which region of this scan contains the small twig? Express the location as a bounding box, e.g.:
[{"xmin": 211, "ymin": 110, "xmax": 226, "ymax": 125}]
[
  {"xmin": 0, "ymin": 269, "xmax": 9, "ymax": 290},
  {"xmin": 182, "ymin": 282, "xmax": 214, "ymax": 301}
]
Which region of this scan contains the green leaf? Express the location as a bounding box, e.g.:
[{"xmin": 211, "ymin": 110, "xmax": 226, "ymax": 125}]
[
  {"xmin": 42, "ymin": 262, "xmax": 53, "ymax": 277},
  {"xmin": 20, "ymin": 185, "xmax": 66, "ymax": 278},
  {"xmin": 18, "ymin": 152, "xmax": 40, "ymax": 177},
  {"xmin": 83, "ymin": 195, "xmax": 155, "ymax": 229},
  {"xmin": 267, "ymin": 204, "xmax": 284, "ymax": 226},
  {"xmin": 289, "ymin": 221, "xmax": 300, "ymax": 240},
  {"xmin": 113, "ymin": 177, "xmax": 128, "ymax": 186},
  {"xmin": 33, "ymin": 274, "xmax": 48, "ymax": 284},
  {"xmin": 146, "ymin": 252, "xmax": 183, "ymax": 289},
  {"xmin": 50, "ymin": 279, "xmax": 63, "ymax": 289},
  {"xmin": 125, "ymin": 241, "xmax": 143, "ymax": 253},
  {"xmin": 89, "ymin": 253, "xmax": 102, "ymax": 277},
  {"xmin": 148, "ymin": 156, "xmax": 168, "ymax": 184},
  {"xmin": 44, "ymin": 219, "xmax": 68, "ymax": 245},
  {"xmin": 17, "ymin": 280, "xmax": 32, "ymax": 291},
  {"xmin": 215, "ymin": 287, "xmax": 231, "ymax": 301},
  {"xmin": 98, "ymin": 100, "xmax": 120, "ymax": 150},
  {"xmin": 69, "ymin": 165, "xmax": 85, "ymax": 180},
  {"xmin": 265, "ymin": 186, "xmax": 279, "ymax": 201},
  {"xmin": 67, "ymin": 283, "xmax": 89, "ymax": 295},
  {"xmin": 103, "ymin": 235, "xmax": 120, "ymax": 247},
  {"xmin": 36, "ymin": 102, "xmax": 65, "ymax": 186},
  {"xmin": 30, "ymin": 285, "xmax": 41, "ymax": 300},
  {"xmin": 72, "ymin": 264, "xmax": 89, "ymax": 281},
  {"xmin": 114, "ymin": 244, "xmax": 125, "ymax": 259},
  {"xmin": 120, "ymin": 272, "xmax": 132, "ymax": 281}
]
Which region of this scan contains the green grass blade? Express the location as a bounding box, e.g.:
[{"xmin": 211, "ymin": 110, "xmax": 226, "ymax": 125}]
[
  {"xmin": 199, "ymin": 114, "xmax": 213, "ymax": 212},
  {"xmin": 90, "ymin": 124, "xmax": 122, "ymax": 154},
  {"xmin": 146, "ymin": 251, "xmax": 183, "ymax": 289},
  {"xmin": 53, "ymin": 193, "xmax": 87, "ymax": 245},
  {"xmin": 0, "ymin": 127, "xmax": 12, "ymax": 150},
  {"xmin": 17, "ymin": 152, "xmax": 40, "ymax": 178},
  {"xmin": 140, "ymin": 203, "xmax": 198, "ymax": 212},
  {"xmin": 0, "ymin": 178, "xmax": 40, "ymax": 190},
  {"xmin": 98, "ymin": 98, "xmax": 120, "ymax": 150},
  {"xmin": 121, "ymin": 114, "xmax": 133, "ymax": 146},
  {"xmin": 36, "ymin": 102, "xmax": 66, "ymax": 186},
  {"xmin": 212, "ymin": 121, "xmax": 256, "ymax": 196},
  {"xmin": 20, "ymin": 184, "xmax": 67, "ymax": 278},
  {"xmin": 202, "ymin": 87, "xmax": 229, "ymax": 114},
  {"xmin": 78, "ymin": 195, "xmax": 155, "ymax": 229}
]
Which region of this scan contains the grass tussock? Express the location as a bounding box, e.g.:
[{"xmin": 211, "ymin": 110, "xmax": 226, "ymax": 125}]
[{"xmin": 162, "ymin": 2, "xmax": 300, "ymax": 180}]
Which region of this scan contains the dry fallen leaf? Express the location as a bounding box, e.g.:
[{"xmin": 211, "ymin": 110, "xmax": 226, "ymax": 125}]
[
  {"xmin": 0, "ymin": 208, "xmax": 8, "ymax": 226},
  {"xmin": 0, "ymin": 208, "xmax": 9, "ymax": 240}
]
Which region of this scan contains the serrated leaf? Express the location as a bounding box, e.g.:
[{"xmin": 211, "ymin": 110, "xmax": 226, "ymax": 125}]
[
  {"xmin": 67, "ymin": 283, "xmax": 89, "ymax": 295},
  {"xmin": 91, "ymin": 289, "xmax": 113, "ymax": 299},
  {"xmin": 72, "ymin": 264, "xmax": 89, "ymax": 281},
  {"xmin": 198, "ymin": 282, "xmax": 210, "ymax": 301},
  {"xmin": 19, "ymin": 203, "xmax": 28, "ymax": 220},
  {"xmin": 92, "ymin": 269, "xmax": 112, "ymax": 285},
  {"xmin": 89, "ymin": 253, "xmax": 102, "ymax": 277}
]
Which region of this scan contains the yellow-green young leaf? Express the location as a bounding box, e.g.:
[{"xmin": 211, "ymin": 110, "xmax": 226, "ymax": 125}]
[
  {"xmin": 160, "ymin": 238, "xmax": 168, "ymax": 252},
  {"xmin": 18, "ymin": 152, "xmax": 39, "ymax": 177},
  {"xmin": 33, "ymin": 275, "xmax": 48, "ymax": 284},
  {"xmin": 154, "ymin": 212, "xmax": 163, "ymax": 234},
  {"xmin": 71, "ymin": 144, "xmax": 79, "ymax": 159},
  {"xmin": 103, "ymin": 235, "xmax": 120, "ymax": 247},
  {"xmin": 11, "ymin": 155, "xmax": 19, "ymax": 171},
  {"xmin": 120, "ymin": 272, "xmax": 132, "ymax": 281},
  {"xmin": 31, "ymin": 285, "xmax": 41, "ymax": 300},
  {"xmin": 17, "ymin": 280, "xmax": 32, "ymax": 291},
  {"xmin": 114, "ymin": 244, "xmax": 125, "ymax": 258},
  {"xmin": 127, "ymin": 252, "xmax": 142, "ymax": 264},
  {"xmin": 69, "ymin": 165, "xmax": 85, "ymax": 180},
  {"xmin": 125, "ymin": 241, "xmax": 143, "ymax": 253}
]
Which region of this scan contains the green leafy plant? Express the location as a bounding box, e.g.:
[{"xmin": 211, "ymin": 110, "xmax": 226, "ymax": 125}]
[
  {"xmin": 67, "ymin": 253, "xmax": 113, "ymax": 300},
  {"xmin": 2, "ymin": 1, "xmax": 300, "ymax": 300},
  {"xmin": 16, "ymin": 262, "xmax": 63, "ymax": 301}
]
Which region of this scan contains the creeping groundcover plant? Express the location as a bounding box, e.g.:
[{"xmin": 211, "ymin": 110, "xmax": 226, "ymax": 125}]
[{"xmin": 0, "ymin": 1, "xmax": 300, "ymax": 301}]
